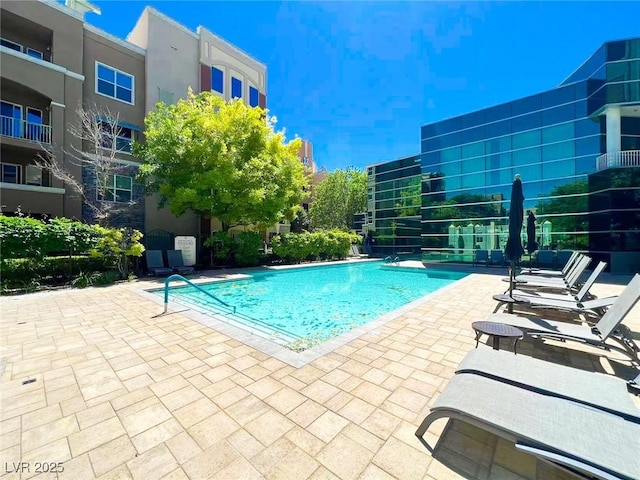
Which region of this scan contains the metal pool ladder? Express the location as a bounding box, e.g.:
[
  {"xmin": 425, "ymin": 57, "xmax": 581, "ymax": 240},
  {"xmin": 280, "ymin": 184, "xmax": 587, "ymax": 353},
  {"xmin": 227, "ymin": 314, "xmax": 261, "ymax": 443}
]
[{"xmin": 162, "ymin": 274, "xmax": 235, "ymax": 315}]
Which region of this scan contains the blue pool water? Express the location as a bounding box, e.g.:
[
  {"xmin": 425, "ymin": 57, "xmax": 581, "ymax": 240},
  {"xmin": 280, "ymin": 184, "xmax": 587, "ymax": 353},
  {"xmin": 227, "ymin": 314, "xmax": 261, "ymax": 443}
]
[{"xmin": 157, "ymin": 262, "xmax": 466, "ymax": 347}]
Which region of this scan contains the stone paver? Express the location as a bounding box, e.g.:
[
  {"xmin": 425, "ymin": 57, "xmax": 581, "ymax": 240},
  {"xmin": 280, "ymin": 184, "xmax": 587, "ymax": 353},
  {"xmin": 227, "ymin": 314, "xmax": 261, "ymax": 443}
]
[{"xmin": 1, "ymin": 264, "xmax": 638, "ymax": 479}]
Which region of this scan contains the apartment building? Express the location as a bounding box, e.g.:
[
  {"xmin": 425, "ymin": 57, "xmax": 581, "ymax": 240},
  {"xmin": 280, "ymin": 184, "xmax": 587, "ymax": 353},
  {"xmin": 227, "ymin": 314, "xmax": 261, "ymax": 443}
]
[{"xmin": 1, "ymin": 0, "xmax": 271, "ymax": 240}]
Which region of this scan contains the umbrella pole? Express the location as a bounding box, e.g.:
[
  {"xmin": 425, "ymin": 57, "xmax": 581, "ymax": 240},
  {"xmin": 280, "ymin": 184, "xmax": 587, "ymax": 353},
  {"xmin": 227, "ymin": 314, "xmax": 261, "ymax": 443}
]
[{"xmin": 508, "ymin": 260, "xmax": 515, "ymax": 314}]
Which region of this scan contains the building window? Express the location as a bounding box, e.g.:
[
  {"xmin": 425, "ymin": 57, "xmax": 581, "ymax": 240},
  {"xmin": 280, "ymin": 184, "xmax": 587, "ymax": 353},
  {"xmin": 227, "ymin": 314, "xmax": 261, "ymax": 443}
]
[
  {"xmin": 231, "ymin": 77, "xmax": 242, "ymax": 99},
  {"xmin": 25, "ymin": 107, "xmax": 43, "ymax": 141},
  {"xmin": 1, "ymin": 163, "xmax": 20, "ymax": 184},
  {"xmin": 96, "ymin": 62, "xmax": 134, "ymax": 104},
  {"xmin": 25, "ymin": 165, "xmax": 44, "ymax": 186},
  {"xmin": 26, "ymin": 48, "xmax": 43, "ymax": 60},
  {"xmin": 0, "ymin": 38, "xmax": 22, "ymax": 52},
  {"xmin": 211, "ymin": 67, "xmax": 224, "ymax": 93},
  {"xmin": 0, "ymin": 101, "xmax": 22, "ymax": 138},
  {"xmin": 99, "ymin": 122, "xmax": 135, "ymax": 153},
  {"xmin": 249, "ymin": 86, "xmax": 259, "ymax": 107},
  {"xmin": 158, "ymin": 87, "xmax": 174, "ymax": 105},
  {"xmin": 104, "ymin": 175, "xmax": 133, "ymax": 203}
]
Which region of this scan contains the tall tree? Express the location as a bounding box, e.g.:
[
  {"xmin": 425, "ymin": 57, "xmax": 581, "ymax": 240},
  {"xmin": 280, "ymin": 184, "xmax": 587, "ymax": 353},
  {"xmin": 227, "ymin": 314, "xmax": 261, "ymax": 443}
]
[
  {"xmin": 135, "ymin": 91, "xmax": 307, "ymax": 232},
  {"xmin": 309, "ymin": 168, "xmax": 367, "ymax": 231}
]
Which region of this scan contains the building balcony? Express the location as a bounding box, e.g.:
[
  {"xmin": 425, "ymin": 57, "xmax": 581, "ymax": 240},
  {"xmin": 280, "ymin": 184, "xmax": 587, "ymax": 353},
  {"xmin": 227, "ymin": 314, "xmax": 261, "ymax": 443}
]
[
  {"xmin": 596, "ymin": 150, "xmax": 640, "ymax": 171},
  {"xmin": 0, "ymin": 115, "xmax": 51, "ymax": 144}
]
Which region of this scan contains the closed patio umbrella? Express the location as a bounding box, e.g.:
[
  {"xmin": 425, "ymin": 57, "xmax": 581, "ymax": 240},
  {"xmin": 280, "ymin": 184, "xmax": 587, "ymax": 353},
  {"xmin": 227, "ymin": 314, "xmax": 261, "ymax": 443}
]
[
  {"xmin": 526, "ymin": 211, "xmax": 538, "ymax": 259},
  {"xmin": 504, "ymin": 175, "xmax": 525, "ymax": 312}
]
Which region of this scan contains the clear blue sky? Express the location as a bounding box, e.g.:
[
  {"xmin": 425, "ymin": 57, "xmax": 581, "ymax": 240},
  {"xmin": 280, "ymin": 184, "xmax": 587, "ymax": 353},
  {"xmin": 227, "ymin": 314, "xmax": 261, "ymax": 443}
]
[{"xmin": 88, "ymin": 1, "xmax": 640, "ymax": 171}]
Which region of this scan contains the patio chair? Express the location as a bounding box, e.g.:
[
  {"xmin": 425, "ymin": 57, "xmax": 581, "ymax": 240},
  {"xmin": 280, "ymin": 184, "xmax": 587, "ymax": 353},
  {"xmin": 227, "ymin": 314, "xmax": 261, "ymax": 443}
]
[
  {"xmin": 488, "ymin": 274, "xmax": 640, "ymax": 362},
  {"xmin": 512, "ymin": 256, "xmax": 591, "ymax": 291},
  {"xmin": 455, "ymin": 349, "xmax": 640, "ymax": 422},
  {"xmin": 415, "ymin": 373, "xmax": 640, "ymax": 480},
  {"xmin": 521, "ymin": 251, "xmax": 580, "ymax": 277},
  {"xmin": 474, "ymin": 249, "xmax": 489, "ymax": 266},
  {"xmin": 489, "ymin": 249, "xmax": 504, "ymax": 267},
  {"xmin": 166, "ymin": 250, "xmax": 195, "ymax": 275},
  {"xmin": 146, "ymin": 250, "xmax": 173, "ymax": 277},
  {"xmin": 494, "ymin": 262, "xmax": 610, "ymax": 315}
]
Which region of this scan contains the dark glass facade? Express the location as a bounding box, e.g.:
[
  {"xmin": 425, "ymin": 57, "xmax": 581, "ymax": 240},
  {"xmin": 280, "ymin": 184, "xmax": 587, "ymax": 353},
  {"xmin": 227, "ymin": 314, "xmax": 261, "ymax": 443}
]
[
  {"xmin": 366, "ymin": 154, "xmax": 422, "ymax": 257},
  {"xmin": 367, "ymin": 38, "xmax": 640, "ymax": 272}
]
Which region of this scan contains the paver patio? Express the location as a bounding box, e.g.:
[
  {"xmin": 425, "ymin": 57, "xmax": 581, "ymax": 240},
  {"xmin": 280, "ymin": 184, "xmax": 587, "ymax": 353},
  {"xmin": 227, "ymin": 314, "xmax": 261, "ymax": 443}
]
[{"xmin": 1, "ymin": 264, "xmax": 639, "ymax": 479}]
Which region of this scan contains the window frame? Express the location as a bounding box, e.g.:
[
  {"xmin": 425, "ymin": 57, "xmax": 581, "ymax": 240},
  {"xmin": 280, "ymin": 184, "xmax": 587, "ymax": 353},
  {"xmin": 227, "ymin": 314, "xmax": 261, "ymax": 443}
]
[
  {"xmin": 95, "ymin": 61, "xmax": 135, "ymax": 105},
  {"xmin": 249, "ymin": 86, "xmax": 259, "ymax": 107},
  {"xmin": 25, "ymin": 165, "xmax": 44, "ymax": 186},
  {"xmin": 0, "ymin": 100, "xmax": 23, "ymax": 138},
  {"xmin": 0, "ymin": 38, "xmax": 22, "ymax": 52},
  {"xmin": 104, "ymin": 174, "xmax": 133, "ymax": 203},
  {"xmin": 231, "ymin": 77, "xmax": 242, "ymax": 99},
  {"xmin": 211, "ymin": 67, "xmax": 224, "ymax": 94},
  {"xmin": 26, "ymin": 48, "xmax": 43, "ymax": 60},
  {"xmin": 98, "ymin": 121, "xmax": 135, "ymax": 154},
  {"xmin": 1, "ymin": 162, "xmax": 21, "ymax": 184}
]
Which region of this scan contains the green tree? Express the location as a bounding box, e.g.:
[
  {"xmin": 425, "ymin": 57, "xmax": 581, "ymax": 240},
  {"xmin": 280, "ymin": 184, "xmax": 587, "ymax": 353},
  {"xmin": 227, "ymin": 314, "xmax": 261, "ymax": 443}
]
[
  {"xmin": 309, "ymin": 168, "xmax": 367, "ymax": 230},
  {"xmin": 135, "ymin": 91, "xmax": 307, "ymax": 232}
]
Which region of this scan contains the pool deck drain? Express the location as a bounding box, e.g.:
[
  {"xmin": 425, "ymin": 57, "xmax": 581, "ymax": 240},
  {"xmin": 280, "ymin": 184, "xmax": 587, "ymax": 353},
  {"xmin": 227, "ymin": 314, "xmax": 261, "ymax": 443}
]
[{"xmin": 1, "ymin": 265, "xmax": 639, "ymax": 480}]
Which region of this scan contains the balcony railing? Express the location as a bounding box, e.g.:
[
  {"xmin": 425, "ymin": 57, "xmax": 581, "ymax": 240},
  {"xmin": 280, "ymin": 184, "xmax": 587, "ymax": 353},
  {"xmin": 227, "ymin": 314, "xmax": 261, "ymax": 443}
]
[
  {"xmin": 596, "ymin": 150, "xmax": 640, "ymax": 171},
  {"xmin": 0, "ymin": 115, "xmax": 51, "ymax": 144}
]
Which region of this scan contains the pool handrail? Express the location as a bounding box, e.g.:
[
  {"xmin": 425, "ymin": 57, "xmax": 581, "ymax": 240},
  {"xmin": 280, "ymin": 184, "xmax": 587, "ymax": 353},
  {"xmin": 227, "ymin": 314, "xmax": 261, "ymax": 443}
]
[{"xmin": 163, "ymin": 274, "xmax": 235, "ymax": 314}]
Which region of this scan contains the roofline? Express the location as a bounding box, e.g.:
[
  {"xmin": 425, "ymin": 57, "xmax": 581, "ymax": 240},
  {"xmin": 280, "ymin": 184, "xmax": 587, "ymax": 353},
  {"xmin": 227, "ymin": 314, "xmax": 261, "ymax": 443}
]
[
  {"xmin": 38, "ymin": 0, "xmax": 84, "ymax": 20},
  {"xmin": 85, "ymin": 23, "xmax": 146, "ymax": 56},
  {"xmin": 128, "ymin": 6, "xmax": 199, "ymax": 41},
  {"xmin": 560, "ymin": 35, "xmax": 640, "ymax": 86},
  {"xmin": 422, "ymin": 35, "xmax": 640, "ymax": 129},
  {"xmin": 367, "ymin": 153, "xmax": 421, "ymax": 169},
  {"xmin": 197, "ymin": 25, "xmax": 267, "ymax": 70}
]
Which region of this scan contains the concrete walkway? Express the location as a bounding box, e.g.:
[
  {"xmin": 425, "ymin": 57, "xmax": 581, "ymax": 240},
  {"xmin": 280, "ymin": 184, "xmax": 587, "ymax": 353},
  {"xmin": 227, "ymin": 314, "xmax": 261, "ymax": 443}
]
[{"xmin": 1, "ymin": 266, "xmax": 638, "ymax": 479}]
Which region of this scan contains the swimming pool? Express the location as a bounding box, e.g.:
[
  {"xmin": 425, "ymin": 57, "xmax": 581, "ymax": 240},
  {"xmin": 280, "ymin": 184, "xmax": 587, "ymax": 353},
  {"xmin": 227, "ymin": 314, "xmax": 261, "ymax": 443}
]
[{"xmin": 156, "ymin": 262, "xmax": 467, "ymax": 350}]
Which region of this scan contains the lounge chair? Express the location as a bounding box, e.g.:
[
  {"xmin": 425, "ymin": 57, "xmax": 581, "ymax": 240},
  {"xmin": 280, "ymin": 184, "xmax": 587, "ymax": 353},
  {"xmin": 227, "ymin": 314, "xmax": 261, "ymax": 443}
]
[
  {"xmin": 494, "ymin": 262, "xmax": 611, "ymax": 315},
  {"xmin": 474, "ymin": 249, "xmax": 489, "ymax": 266},
  {"xmin": 512, "ymin": 256, "xmax": 591, "ymax": 291},
  {"xmin": 166, "ymin": 250, "xmax": 195, "ymax": 275},
  {"xmin": 521, "ymin": 251, "xmax": 580, "ymax": 277},
  {"xmin": 146, "ymin": 250, "xmax": 173, "ymax": 277},
  {"xmin": 488, "ymin": 274, "xmax": 640, "ymax": 362},
  {"xmin": 455, "ymin": 349, "xmax": 640, "ymax": 422},
  {"xmin": 415, "ymin": 373, "xmax": 640, "ymax": 480},
  {"xmin": 489, "ymin": 249, "xmax": 504, "ymax": 267}
]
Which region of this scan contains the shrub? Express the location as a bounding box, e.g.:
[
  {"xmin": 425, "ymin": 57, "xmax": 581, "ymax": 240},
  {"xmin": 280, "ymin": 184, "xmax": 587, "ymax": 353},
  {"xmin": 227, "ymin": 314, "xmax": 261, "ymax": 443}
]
[
  {"xmin": 92, "ymin": 227, "xmax": 145, "ymax": 279},
  {"xmin": 0, "ymin": 215, "xmax": 101, "ymax": 259},
  {"xmin": 271, "ymin": 230, "xmax": 359, "ymax": 263},
  {"xmin": 234, "ymin": 231, "xmax": 263, "ymax": 267}
]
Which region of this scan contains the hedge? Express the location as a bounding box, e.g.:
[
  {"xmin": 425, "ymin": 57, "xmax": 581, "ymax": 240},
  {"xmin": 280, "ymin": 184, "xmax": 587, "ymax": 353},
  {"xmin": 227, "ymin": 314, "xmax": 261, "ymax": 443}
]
[
  {"xmin": 271, "ymin": 230, "xmax": 360, "ymax": 263},
  {"xmin": 0, "ymin": 215, "xmax": 145, "ymax": 291}
]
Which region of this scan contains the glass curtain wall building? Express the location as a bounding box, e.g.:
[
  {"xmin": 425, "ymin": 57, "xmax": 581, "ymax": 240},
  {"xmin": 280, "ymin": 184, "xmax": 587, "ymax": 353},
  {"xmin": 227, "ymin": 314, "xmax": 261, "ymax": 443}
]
[
  {"xmin": 366, "ymin": 37, "xmax": 640, "ymax": 273},
  {"xmin": 366, "ymin": 154, "xmax": 422, "ymax": 257},
  {"xmin": 419, "ymin": 37, "xmax": 640, "ymax": 272}
]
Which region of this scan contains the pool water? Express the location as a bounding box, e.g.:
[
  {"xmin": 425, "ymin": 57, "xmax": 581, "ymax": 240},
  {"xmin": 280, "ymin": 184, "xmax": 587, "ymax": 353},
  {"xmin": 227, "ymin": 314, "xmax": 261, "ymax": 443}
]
[{"xmin": 158, "ymin": 262, "xmax": 466, "ymax": 347}]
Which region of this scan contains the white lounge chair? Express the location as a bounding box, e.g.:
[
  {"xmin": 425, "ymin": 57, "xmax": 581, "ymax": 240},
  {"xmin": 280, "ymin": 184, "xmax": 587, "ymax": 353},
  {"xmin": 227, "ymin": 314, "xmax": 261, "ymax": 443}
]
[
  {"xmin": 494, "ymin": 262, "xmax": 610, "ymax": 315},
  {"xmin": 521, "ymin": 251, "xmax": 580, "ymax": 277},
  {"xmin": 511, "ymin": 256, "xmax": 591, "ymax": 291},
  {"xmin": 456, "ymin": 349, "xmax": 640, "ymax": 422},
  {"xmin": 489, "ymin": 274, "xmax": 640, "ymax": 362},
  {"xmin": 415, "ymin": 373, "xmax": 640, "ymax": 480}
]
